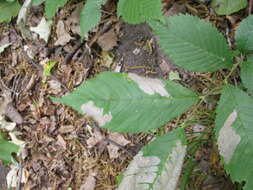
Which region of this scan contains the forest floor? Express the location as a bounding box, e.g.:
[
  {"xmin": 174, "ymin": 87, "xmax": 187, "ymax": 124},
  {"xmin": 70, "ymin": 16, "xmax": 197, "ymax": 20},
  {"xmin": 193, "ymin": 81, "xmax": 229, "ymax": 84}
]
[{"xmin": 0, "ymin": 0, "xmax": 250, "ymax": 189}]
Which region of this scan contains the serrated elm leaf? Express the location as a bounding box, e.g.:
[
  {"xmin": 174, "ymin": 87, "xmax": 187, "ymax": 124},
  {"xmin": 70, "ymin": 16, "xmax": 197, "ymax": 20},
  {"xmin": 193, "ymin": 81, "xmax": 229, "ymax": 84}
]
[
  {"xmin": 32, "ymin": 0, "xmax": 45, "ymax": 6},
  {"xmin": 117, "ymin": 0, "xmax": 163, "ymax": 24},
  {"xmin": 149, "ymin": 14, "xmax": 233, "ymax": 72},
  {"xmin": 117, "ymin": 128, "xmax": 186, "ymax": 190},
  {"xmin": 235, "ymin": 15, "xmax": 253, "ymax": 52},
  {"xmin": 0, "ymin": 135, "xmax": 19, "ymax": 165},
  {"xmin": 52, "ymin": 72, "xmax": 198, "ymax": 133},
  {"xmin": 240, "ymin": 55, "xmax": 253, "ymax": 94},
  {"xmin": 80, "ymin": 0, "xmax": 107, "ymax": 38},
  {"xmin": 45, "ymin": 0, "xmax": 67, "ymax": 19},
  {"xmin": 211, "ymin": 0, "xmax": 247, "ymax": 15},
  {"xmin": 215, "ymin": 85, "xmax": 253, "ymax": 190},
  {"xmin": 0, "ymin": 1, "xmax": 20, "ymax": 23}
]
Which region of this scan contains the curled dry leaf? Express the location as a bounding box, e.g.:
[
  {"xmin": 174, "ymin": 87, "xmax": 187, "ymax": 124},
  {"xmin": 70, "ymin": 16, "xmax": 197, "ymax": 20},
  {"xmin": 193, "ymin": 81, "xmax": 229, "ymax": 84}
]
[
  {"xmin": 0, "ymin": 116, "xmax": 16, "ymax": 131},
  {"xmin": 30, "ymin": 17, "xmax": 52, "ymax": 43},
  {"xmin": 107, "ymin": 132, "xmax": 130, "ymax": 159},
  {"xmin": 56, "ymin": 135, "xmax": 67, "ymax": 149},
  {"xmin": 86, "ymin": 130, "xmax": 103, "ymax": 148},
  {"xmin": 0, "ymin": 91, "xmax": 23, "ymax": 124},
  {"xmin": 65, "ymin": 3, "xmax": 82, "ymax": 35},
  {"xmin": 54, "ymin": 20, "xmax": 73, "ymax": 46},
  {"xmin": 97, "ymin": 29, "xmax": 118, "ymax": 51}
]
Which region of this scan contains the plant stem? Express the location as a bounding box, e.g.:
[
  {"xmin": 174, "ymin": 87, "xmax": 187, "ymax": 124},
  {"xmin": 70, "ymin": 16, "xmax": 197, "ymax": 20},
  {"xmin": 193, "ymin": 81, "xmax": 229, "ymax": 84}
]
[{"xmin": 224, "ymin": 62, "xmax": 241, "ymax": 84}]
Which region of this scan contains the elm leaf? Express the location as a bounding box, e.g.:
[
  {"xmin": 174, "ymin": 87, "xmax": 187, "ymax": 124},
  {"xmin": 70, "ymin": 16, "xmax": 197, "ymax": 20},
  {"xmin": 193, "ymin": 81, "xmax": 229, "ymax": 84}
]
[{"xmin": 52, "ymin": 72, "xmax": 198, "ymax": 133}]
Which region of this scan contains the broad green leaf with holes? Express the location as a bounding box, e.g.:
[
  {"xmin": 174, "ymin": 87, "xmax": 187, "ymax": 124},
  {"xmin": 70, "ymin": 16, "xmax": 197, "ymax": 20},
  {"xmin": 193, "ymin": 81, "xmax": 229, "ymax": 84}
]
[
  {"xmin": 117, "ymin": 0, "xmax": 163, "ymax": 24},
  {"xmin": 0, "ymin": 0, "xmax": 20, "ymax": 22},
  {"xmin": 52, "ymin": 72, "xmax": 198, "ymax": 133},
  {"xmin": 117, "ymin": 128, "xmax": 186, "ymax": 190},
  {"xmin": 211, "ymin": 0, "xmax": 247, "ymax": 15},
  {"xmin": 80, "ymin": 0, "xmax": 107, "ymax": 38},
  {"xmin": 0, "ymin": 134, "xmax": 19, "ymax": 165},
  {"xmin": 241, "ymin": 55, "xmax": 253, "ymax": 94},
  {"xmin": 235, "ymin": 15, "xmax": 253, "ymax": 52},
  {"xmin": 215, "ymin": 85, "xmax": 253, "ymax": 190},
  {"xmin": 149, "ymin": 14, "xmax": 233, "ymax": 72},
  {"xmin": 45, "ymin": 0, "xmax": 67, "ymax": 19}
]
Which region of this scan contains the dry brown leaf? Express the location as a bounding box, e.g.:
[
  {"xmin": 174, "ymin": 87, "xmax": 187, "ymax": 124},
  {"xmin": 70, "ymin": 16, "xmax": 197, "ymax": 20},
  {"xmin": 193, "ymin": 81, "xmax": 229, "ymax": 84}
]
[
  {"xmin": 97, "ymin": 29, "xmax": 118, "ymax": 51},
  {"xmin": 0, "ymin": 91, "xmax": 23, "ymax": 124},
  {"xmin": 54, "ymin": 20, "xmax": 73, "ymax": 46},
  {"xmin": 108, "ymin": 132, "xmax": 130, "ymax": 146},
  {"xmin": 59, "ymin": 125, "xmax": 75, "ymax": 134},
  {"xmin": 66, "ymin": 3, "xmax": 82, "ymax": 35},
  {"xmin": 107, "ymin": 132, "xmax": 130, "ymax": 159},
  {"xmin": 80, "ymin": 172, "xmax": 96, "ymax": 190},
  {"xmin": 86, "ymin": 130, "xmax": 103, "ymax": 148},
  {"xmin": 56, "ymin": 135, "xmax": 67, "ymax": 149}
]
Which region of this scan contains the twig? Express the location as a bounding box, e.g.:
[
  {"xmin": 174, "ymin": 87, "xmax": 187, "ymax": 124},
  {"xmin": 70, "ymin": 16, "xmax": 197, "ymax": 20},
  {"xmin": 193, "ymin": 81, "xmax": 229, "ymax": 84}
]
[
  {"xmin": 249, "ymin": 0, "xmax": 252, "ymax": 15},
  {"xmin": 63, "ymin": 41, "xmax": 83, "ymax": 65},
  {"xmin": 17, "ymin": 162, "xmax": 23, "ymax": 190}
]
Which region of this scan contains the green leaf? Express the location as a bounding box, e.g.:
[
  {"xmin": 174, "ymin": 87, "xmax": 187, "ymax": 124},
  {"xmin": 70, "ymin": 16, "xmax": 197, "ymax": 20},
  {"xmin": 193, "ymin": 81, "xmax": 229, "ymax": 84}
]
[
  {"xmin": 80, "ymin": 0, "xmax": 107, "ymax": 38},
  {"xmin": 117, "ymin": 0, "xmax": 163, "ymax": 24},
  {"xmin": 117, "ymin": 128, "xmax": 187, "ymax": 190},
  {"xmin": 215, "ymin": 85, "xmax": 253, "ymax": 190},
  {"xmin": 235, "ymin": 15, "xmax": 253, "ymax": 52},
  {"xmin": 45, "ymin": 0, "xmax": 67, "ymax": 19},
  {"xmin": 0, "ymin": 134, "xmax": 19, "ymax": 165},
  {"xmin": 240, "ymin": 55, "xmax": 253, "ymax": 94},
  {"xmin": 43, "ymin": 61, "xmax": 57, "ymax": 76},
  {"xmin": 0, "ymin": 0, "xmax": 20, "ymax": 23},
  {"xmin": 211, "ymin": 0, "xmax": 247, "ymax": 15},
  {"xmin": 52, "ymin": 72, "xmax": 198, "ymax": 133},
  {"xmin": 33, "ymin": 0, "xmax": 45, "ymax": 6},
  {"xmin": 149, "ymin": 14, "xmax": 233, "ymax": 72}
]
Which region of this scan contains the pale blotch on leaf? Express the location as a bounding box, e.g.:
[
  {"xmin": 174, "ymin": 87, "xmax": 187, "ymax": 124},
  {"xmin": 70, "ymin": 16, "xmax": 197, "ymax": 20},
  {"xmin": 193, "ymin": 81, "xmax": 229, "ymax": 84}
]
[
  {"xmin": 81, "ymin": 101, "xmax": 112, "ymax": 126},
  {"xmin": 218, "ymin": 110, "xmax": 241, "ymax": 164},
  {"xmin": 118, "ymin": 140, "xmax": 186, "ymax": 190},
  {"xmin": 117, "ymin": 151, "xmax": 160, "ymax": 190},
  {"xmin": 128, "ymin": 73, "xmax": 171, "ymax": 97},
  {"xmin": 153, "ymin": 141, "xmax": 186, "ymax": 190}
]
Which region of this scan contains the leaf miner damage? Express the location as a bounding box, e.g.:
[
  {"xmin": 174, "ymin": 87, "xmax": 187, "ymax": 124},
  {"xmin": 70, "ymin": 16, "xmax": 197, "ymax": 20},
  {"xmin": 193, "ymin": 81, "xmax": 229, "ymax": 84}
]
[
  {"xmin": 128, "ymin": 73, "xmax": 171, "ymax": 97},
  {"xmin": 217, "ymin": 110, "xmax": 241, "ymax": 164},
  {"xmin": 81, "ymin": 101, "xmax": 112, "ymax": 126}
]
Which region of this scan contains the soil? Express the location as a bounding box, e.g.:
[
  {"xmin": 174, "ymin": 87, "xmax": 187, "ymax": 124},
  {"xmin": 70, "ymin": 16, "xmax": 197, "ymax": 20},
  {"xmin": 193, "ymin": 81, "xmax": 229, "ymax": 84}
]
[
  {"xmin": 0, "ymin": 0, "xmax": 250, "ymax": 189},
  {"xmin": 115, "ymin": 23, "xmax": 163, "ymax": 77}
]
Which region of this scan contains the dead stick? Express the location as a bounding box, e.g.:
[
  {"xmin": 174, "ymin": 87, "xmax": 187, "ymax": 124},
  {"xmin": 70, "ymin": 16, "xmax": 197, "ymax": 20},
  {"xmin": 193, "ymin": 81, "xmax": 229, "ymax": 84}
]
[{"xmin": 249, "ymin": 0, "xmax": 252, "ymax": 15}]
